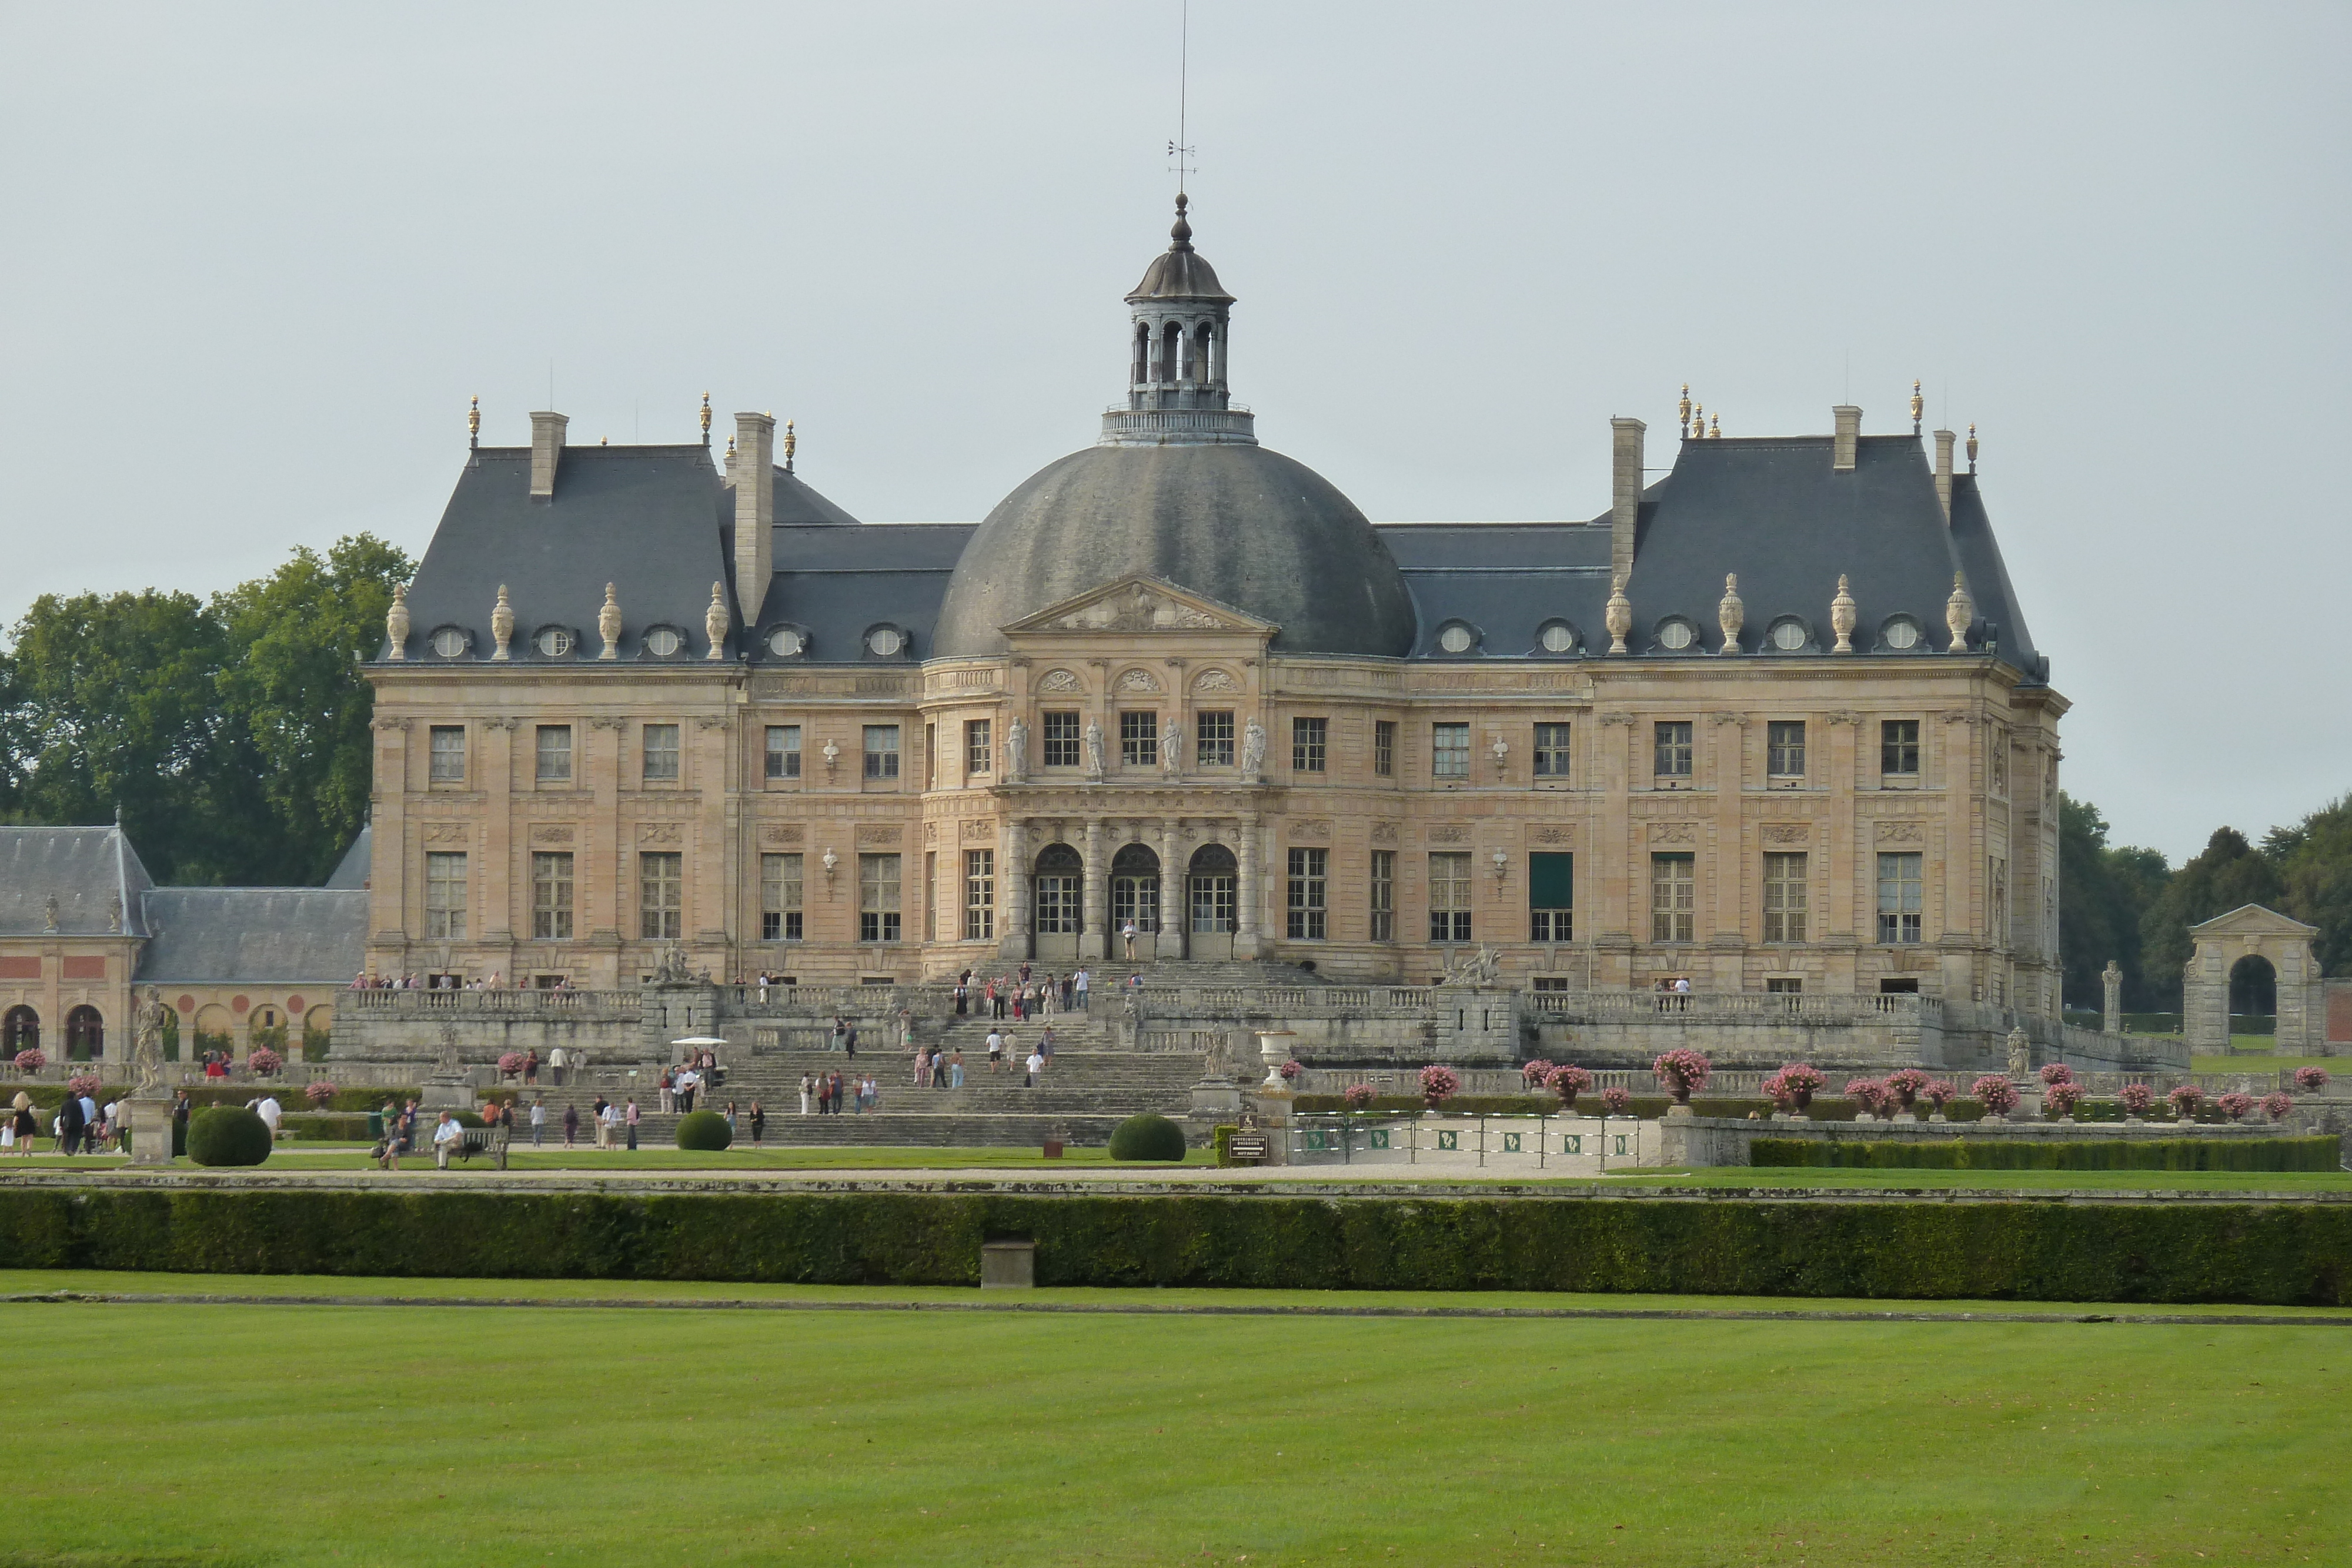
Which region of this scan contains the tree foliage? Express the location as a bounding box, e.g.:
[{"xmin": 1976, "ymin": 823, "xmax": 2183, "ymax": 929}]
[
  {"xmin": 2057, "ymin": 794, "xmax": 2171, "ymax": 1009},
  {"xmin": 0, "ymin": 537, "xmax": 412, "ymax": 885}
]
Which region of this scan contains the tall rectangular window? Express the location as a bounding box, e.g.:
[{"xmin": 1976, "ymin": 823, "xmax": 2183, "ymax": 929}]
[
  {"xmin": 639, "ymin": 851, "xmax": 683, "ymax": 940},
  {"xmin": 965, "ymin": 719, "xmax": 992, "ymax": 777},
  {"xmin": 1195, "ymin": 710, "xmax": 1234, "ymax": 767},
  {"xmin": 1121, "ymin": 710, "xmax": 1159, "ymax": 767},
  {"xmin": 530, "ymin": 852, "xmax": 573, "ymax": 940},
  {"xmin": 1768, "ymin": 721, "xmax": 1806, "ymax": 779},
  {"xmin": 1654, "ymin": 721, "xmax": 1693, "ymax": 780},
  {"xmin": 1431, "ymin": 722, "xmax": 1470, "ymax": 779},
  {"xmin": 428, "ymin": 726, "xmax": 466, "ymax": 783},
  {"xmin": 642, "ymin": 723, "xmax": 680, "ymax": 784},
  {"xmin": 1877, "ymin": 852, "xmax": 1924, "ymax": 944},
  {"xmin": 760, "ymin": 852, "xmax": 803, "ymax": 941},
  {"xmin": 1528, "ymin": 851, "xmax": 1572, "ymax": 942},
  {"xmin": 1881, "ymin": 719, "xmax": 1920, "ymax": 777},
  {"xmin": 1650, "ymin": 853, "xmax": 1695, "ymax": 943},
  {"xmin": 924, "ymin": 725, "xmax": 936, "ymax": 790},
  {"xmin": 860, "ymin": 853, "xmax": 902, "ymax": 942},
  {"xmin": 963, "ymin": 848, "xmax": 994, "ymax": 941},
  {"xmin": 863, "ymin": 724, "xmax": 900, "ymax": 780},
  {"xmin": 1286, "ymin": 847, "xmax": 1328, "ymax": 939},
  {"xmin": 765, "ymin": 724, "xmax": 801, "ymax": 779},
  {"xmin": 1292, "ymin": 717, "xmax": 1327, "ymax": 773},
  {"xmin": 1533, "ymin": 723, "xmax": 1572, "ymax": 779},
  {"xmin": 534, "ymin": 725, "xmax": 572, "ymax": 784},
  {"xmin": 1374, "ymin": 720, "xmax": 1396, "ymax": 777},
  {"xmin": 1428, "ymin": 851, "xmax": 1472, "ymax": 943},
  {"xmin": 1369, "ymin": 850, "xmax": 1395, "ymax": 941},
  {"xmin": 1762, "ymin": 852, "xmax": 1808, "ymax": 943},
  {"xmin": 424, "ymin": 851, "xmax": 467, "ymax": 940},
  {"xmin": 1042, "ymin": 711, "xmax": 1082, "ymax": 767}
]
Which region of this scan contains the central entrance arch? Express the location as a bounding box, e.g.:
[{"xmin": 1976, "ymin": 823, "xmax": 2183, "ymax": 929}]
[
  {"xmin": 1111, "ymin": 842, "xmax": 1161, "ymax": 957},
  {"xmin": 1188, "ymin": 843, "xmax": 1238, "ymax": 961},
  {"xmin": 1033, "ymin": 842, "xmax": 1084, "ymax": 963}
]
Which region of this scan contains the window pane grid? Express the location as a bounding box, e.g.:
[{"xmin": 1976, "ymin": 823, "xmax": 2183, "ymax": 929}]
[
  {"xmin": 1286, "ymin": 847, "xmax": 1327, "ymax": 940},
  {"xmin": 1369, "ymin": 849, "xmax": 1395, "ymax": 941},
  {"xmin": 1650, "ymin": 854, "xmax": 1694, "ymax": 944},
  {"xmin": 641, "ymin": 724, "xmax": 680, "ymax": 783},
  {"xmin": 965, "ymin": 720, "xmax": 991, "ymax": 775},
  {"xmin": 1533, "ymin": 723, "xmax": 1571, "ymax": 778},
  {"xmin": 761, "ymin": 853, "xmax": 803, "ymax": 942},
  {"xmin": 1121, "ymin": 710, "xmax": 1159, "ymax": 767},
  {"xmin": 1529, "ymin": 851, "xmax": 1572, "ymax": 942},
  {"xmin": 1428, "ymin": 852, "xmax": 1471, "ymax": 942},
  {"xmin": 531, "ymin": 852, "xmax": 573, "ymax": 940},
  {"xmin": 425, "ymin": 851, "xmax": 467, "ymax": 940},
  {"xmin": 534, "ymin": 726, "xmax": 572, "ymax": 784},
  {"xmin": 1292, "ymin": 717, "xmax": 1327, "ymax": 773},
  {"xmin": 1654, "ymin": 722, "xmax": 1693, "ymax": 778},
  {"xmin": 639, "ymin": 851, "xmax": 682, "ymax": 940},
  {"xmin": 1042, "ymin": 711, "xmax": 1082, "ymax": 768},
  {"xmin": 429, "ymin": 726, "xmax": 466, "ymax": 783},
  {"xmin": 1432, "ymin": 723, "xmax": 1469, "ymax": 779},
  {"xmin": 963, "ymin": 849, "xmax": 994, "ymax": 941},
  {"xmin": 1768, "ymin": 721, "xmax": 1805, "ymax": 778},
  {"xmin": 1374, "ymin": 720, "xmax": 1396, "ymax": 777},
  {"xmin": 764, "ymin": 725, "xmax": 801, "ymax": 779},
  {"xmin": 859, "ymin": 853, "xmax": 902, "ymax": 942},
  {"xmin": 1877, "ymin": 852, "xmax": 1923, "ymax": 944},
  {"xmin": 1195, "ymin": 710, "xmax": 1234, "ymax": 767},
  {"xmin": 1881, "ymin": 720, "xmax": 1920, "ymax": 777},
  {"xmin": 1762, "ymin": 852, "xmax": 1808, "ymax": 943},
  {"xmin": 863, "ymin": 725, "xmax": 900, "ymax": 779}
]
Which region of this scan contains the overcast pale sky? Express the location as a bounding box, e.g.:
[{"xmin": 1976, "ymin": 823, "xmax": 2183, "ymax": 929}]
[{"xmin": 2, "ymin": 2, "xmax": 2344, "ymax": 863}]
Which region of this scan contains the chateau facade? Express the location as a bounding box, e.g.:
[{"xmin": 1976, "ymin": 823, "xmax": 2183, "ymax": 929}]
[{"xmin": 365, "ymin": 203, "xmax": 2066, "ymax": 1017}]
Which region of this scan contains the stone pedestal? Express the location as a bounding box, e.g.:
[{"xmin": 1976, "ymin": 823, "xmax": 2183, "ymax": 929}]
[
  {"xmin": 2102, "ymin": 960, "xmax": 2123, "ymax": 1038},
  {"xmin": 419, "ymin": 1071, "xmax": 476, "ymax": 1114},
  {"xmin": 123, "ymin": 1093, "xmax": 175, "ymax": 1166},
  {"xmin": 1189, "ymin": 1076, "xmax": 1244, "ymax": 1121},
  {"xmin": 981, "ymin": 1239, "xmax": 1035, "ymax": 1289}
]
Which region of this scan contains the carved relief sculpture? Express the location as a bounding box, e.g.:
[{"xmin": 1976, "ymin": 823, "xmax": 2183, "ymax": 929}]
[
  {"xmin": 1717, "ymin": 573, "xmax": 1743, "ymax": 654},
  {"xmin": 490, "ymin": 584, "xmax": 515, "ymax": 660},
  {"xmin": 1830, "ymin": 574, "xmax": 1857, "ymax": 653},
  {"xmin": 1192, "ymin": 667, "xmax": 1237, "ymax": 693},
  {"xmin": 385, "ymin": 583, "xmax": 410, "ymax": 661},
  {"xmin": 598, "ymin": 584, "xmax": 622, "ymax": 660},
  {"xmin": 705, "ymin": 583, "xmax": 729, "ymax": 660}
]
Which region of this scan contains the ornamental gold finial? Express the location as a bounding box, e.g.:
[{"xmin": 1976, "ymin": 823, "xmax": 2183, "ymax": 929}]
[
  {"xmin": 1678, "ymin": 383, "xmax": 1690, "ymax": 430},
  {"xmin": 1709, "ymin": 413, "xmax": 1720, "ymax": 439},
  {"xmin": 699, "ymin": 392, "xmax": 711, "ymax": 445},
  {"xmin": 1966, "ymin": 422, "xmax": 1978, "ymax": 472},
  {"xmin": 1910, "ymin": 379, "xmax": 1923, "ymax": 435},
  {"xmin": 783, "ymin": 419, "xmax": 796, "ymax": 474},
  {"xmin": 1691, "ymin": 402, "xmax": 1704, "ymax": 440},
  {"xmin": 467, "ymin": 395, "xmax": 480, "ymax": 449}
]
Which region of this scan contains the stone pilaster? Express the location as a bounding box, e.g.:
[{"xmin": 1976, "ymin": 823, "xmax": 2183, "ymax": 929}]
[
  {"xmin": 999, "ymin": 818, "xmax": 1031, "ymax": 960},
  {"xmin": 1236, "ymin": 814, "xmax": 1262, "ymax": 959},
  {"xmin": 1159, "ymin": 817, "xmax": 1184, "ymax": 959},
  {"xmin": 1083, "ymin": 818, "xmax": 1108, "ymax": 959}
]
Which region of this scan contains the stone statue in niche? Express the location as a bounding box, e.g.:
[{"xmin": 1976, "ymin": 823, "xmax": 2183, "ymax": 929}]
[
  {"xmin": 1159, "ymin": 717, "xmax": 1184, "ymax": 777},
  {"xmin": 131, "ymin": 988, "xmax": 168, "ymax": 1093},
  {"xmin": 1240, "ymin": 717, "xmax": 1267, "ymax": 777},
  {"xmin": 1084, "ymin": 720, "xmax": 1105, "ymax": 779},
  {"xmin": 1006, "ymin": 717, "xmax": 1028, "ymax": 779}
]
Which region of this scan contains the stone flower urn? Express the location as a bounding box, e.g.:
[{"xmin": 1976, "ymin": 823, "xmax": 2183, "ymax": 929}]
[{"xmin": 1256, "ymin": 1031, "xmax": 1298, "ymax": 1094}]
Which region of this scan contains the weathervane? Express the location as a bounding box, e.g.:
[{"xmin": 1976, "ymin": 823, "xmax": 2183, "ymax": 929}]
[{"xmin": 1167, "ymin": 0, "xmax": 1195, "ymax": 195}]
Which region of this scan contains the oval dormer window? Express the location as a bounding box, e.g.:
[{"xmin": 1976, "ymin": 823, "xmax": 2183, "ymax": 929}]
[
  {"xmin": 1656, "ymin": 619, "xmax": 1696, "ymax": 651},
  {"xmin": 866, "ymin": 626, "xmax": 904, "ymax": 657},
  {"xmin": 1436, "ymin": 622, "xmax": 1476, "ymax": 654},
  {"xmin": 1768, "ymin": 618, "xmax": 1808, "ymax": 652},
  {"xmin": 1882, "ymin": 617, "xmax": 1922, "ymax": 651},
  {"xmin": 536, "ymin": 627, "xmax": 574, "ymax": 658},
  {"xmin": 767, "ymin": 627, "xmax": 805, "ymax": 658},
  {"xmin": 430, "ymin": 627, "xmax": 467, "ymax": 658},
  {"xmin": 1539, "ymin": 621, "xmax": 1578, "ymax": 654},
  {"xmin": 644, "ymin": 627, "xmax": 683, "ymax": 657}
]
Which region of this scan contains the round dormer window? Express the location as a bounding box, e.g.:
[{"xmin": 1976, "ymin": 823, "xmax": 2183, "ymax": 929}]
[
  {"xmin": 1437, "ymin": 623, "xmax": 1476, "ymax": 654},
  {"xmin": 429, "ymin": 627, "xmax": 466, "ymax": 658},
  {"xmin": 767, "ymin": 627, "xmax": 805, "ymax": 657},
  {"xmin": 867, "ymin": 626, "xmax": 904, "ymax": 657},
  {"xmin": 1538, "ymin": 621, "xmax": 1578, "ymax": 654},
  {"xmin": 1882, "ymin": 617, "xmax": 1922, "ymax": 651},
  {"xmin": 644, "ymin": 627, "xmax": 683, "ymax": 657},
  {"xmin": 1656, "ymin": 619, "xmax": 1696, "ymax": 651},
  {"xmin": 535, "ymin": 626, "xmax": 574, "ymax": 658},
  {"xmin": 1768, "ymin": 618, "xmax": 1808, "ymax": 652}
]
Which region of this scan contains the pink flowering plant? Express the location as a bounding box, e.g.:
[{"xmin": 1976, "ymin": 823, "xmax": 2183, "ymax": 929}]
[
  {"xmin": 1279, "ymin": 1059, "xmax": 1303, "ymax": 1083},
  {"xmin": 1599, "ymin": 1085, "xmax": 1633, "ymax": 1116},
  {"xmin": 305, "ymin": 1080, "xmax": 338, "ymax": 1108},
  {"xmin": 2292, "ymin": 1066, "xmax": 2330, "ymax": 1094},
  {"xmin": 1760, "ymin": 1070, "xmax": 1793, "ymax": 1113},
  {"xmin": 2038, "ymin": 1063, "xmax": 2076, "ymax": 1087},
  {"xmin": 1418, "ymin": 1064, "xmax": 1460, "ymax": 1107},
  {"xmin": 1651, "ymin": 1048, "xmax": 1712, "ymax": 1105},
  {"xmin": 1342, "ymin": 1083, "xmax": 1378, "ymax": 1112},
  {"xmin": 2167, "ymin": 1084, "xmax": 2204, "ymax": 1120},
  {"xmin": 1545, "ymin": 1063, "xmax": 1592, "ymax": 1109},
  {"xmin": 11, "ymin": 1049, "xmax": 44, "ymax": 1073},
  {"xmin": 2118, "ymin": 1082, "xmax": 2156, "ymax": 1118},
  {"xmin": 2215, "ymin": 1092, "xmax": 2256, "ymax": 1124},
  {"xmin": 66, "ymin": 1073, "xmax": 100, "ymax": 1098},
  {"xmin": 1776, "ymin": 1063, "xmax": 1826, "ymax": 1108},
  {"xmin": 1971, "ymin": 1074, "xmax": 2019, "ymax": 1115},
  {"xmin": 1520, "ymin": 1058, "xmax": 1553, "ymax": 1089},
  {"xmin": 497, "ymin": 1051, "xmax": 526, "ymax": 1080},
  {"xmin": 1924, "ymin": 1078, "xmax": 1959, "ymax": 1112},
  {"xmin": 1844, "ymin": 1077, "xmax": 1886, "ymax": 1115},
  {"xmin": 1884, "ymin": 1068, "xmax": 1929, "ymax": 1113},
  {"xmin": 2260, "ymin": 1091, "xmax": 2295, "ymax": 1124},
  {"xmin": 2043, "ymin": 1080, "xmax": 2084, "ymax": 1119},
  {"xmin": 246, "ymin": 1046, "xmax": 282, "ymax": 1076}
]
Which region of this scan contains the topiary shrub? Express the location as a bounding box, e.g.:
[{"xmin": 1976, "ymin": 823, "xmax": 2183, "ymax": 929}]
[
  {"xmin": 186, "ymin": 1106, "xmax": 272, "ymax": 1167},
  {"xmin": 674, "ymin": 1109, "xmax": 732, "ymax": 1151},
  {"xmin": 1108, "ymin": 1113, "xmax": 1187, "ymax": 1162}
]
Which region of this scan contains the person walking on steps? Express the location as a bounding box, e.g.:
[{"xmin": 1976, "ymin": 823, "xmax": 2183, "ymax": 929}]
[{"xmin": 749, "ymin": 1101, "xmax": 766, "ymax": 1145}]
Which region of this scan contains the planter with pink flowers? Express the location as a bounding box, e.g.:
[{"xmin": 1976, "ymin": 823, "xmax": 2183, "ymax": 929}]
[
  {"xmin": 1545, "ymin": 1063, "xmax": 1591, "ymax": 1112},
  {"xmin": 1651, "ymin": 1048, "xmax": 1711, "ymax": 1115}
]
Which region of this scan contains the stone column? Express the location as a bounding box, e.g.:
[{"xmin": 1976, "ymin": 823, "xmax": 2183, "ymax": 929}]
[
  {"xmin": 1083, "ymin": 818, "xmax": 1108, "ymax": 960},
  {"xmin": 1158, "ymin": 817, "xmax": 1184, "ymax": 960},
  {"xmin": 1236, "ymin": 814, "xmax": 1262, "ymax": 960},
  {"xmin": 999, "ymin": 818, "xmax": 1031, "ymax": 961},
  {"xmin": 2102, "ymin": 959, "xmax": 2123, "ymax": 1037}
]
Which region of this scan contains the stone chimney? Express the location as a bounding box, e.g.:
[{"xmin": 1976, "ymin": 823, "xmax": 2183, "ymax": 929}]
[
  {"xmin": 1832, "ymin": 406, "xmax": 1860, "ymax": 472},
  {"xmin": 733, "ymin": 412, "xmax": 777, "ymax": 624},
  {"xmin": 1610, "ymin": 417, "xmax": 1646, "ymax": 584},
  {"xmin": 1933, "ymin": 428, "xmax": 1956, "ymax": 521},
  {"xmin": 529, "ymin": 412, "xmax": 568, "ymax": 499}
]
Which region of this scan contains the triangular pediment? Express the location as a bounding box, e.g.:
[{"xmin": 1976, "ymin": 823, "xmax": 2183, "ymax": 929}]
[
  {"xmin": 2188, "ymin": 903, "xmax": 2318, "ymax": 939},
  {"xmin": 1001, "ymin": 574, "xmax": 1277, "ymax": 637}
]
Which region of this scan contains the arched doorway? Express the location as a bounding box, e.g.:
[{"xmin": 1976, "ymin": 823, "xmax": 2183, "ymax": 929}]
[
  {"xmin": 1, "ymin": 1006, "xmax": 37, "ymax": 1055},
  {"xmin": 1033, "ymin": 842, "xmax": 1084, "ymax": 963},
  {"xmin": 2183, "ymin": 905, "xmax": 2324, "ymax": 1054},
  {"xmin": 1111, "ymin": 843, "xmax": 1161, "ymax": 957},
  {"xmin": 1188, "ymin": 843, "xmax": 1238, "ymax": 961},
  {"xmin": 64, "ymin": 1005, "xmax": 103, "ymax": 1062},
  {"xmin": 2228, "ymin": 954, "xmax": 2277, "ymax": 1042}
]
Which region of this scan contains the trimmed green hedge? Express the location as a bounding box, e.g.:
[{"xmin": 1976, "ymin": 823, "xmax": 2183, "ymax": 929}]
[
  {"xmin": 186, "ymin": 1107, "xmax": 270, "ymax": 1168},
  {"xmin": 0, "ymin": 1188, "xmax": 2343, "ymax": 1303},
  {"xmin": 1108, "ymin": 1114, "xmax": 1186, "ymax": 1162},
  {"xmin": 1752, "ymin": 1135, "xmax": 2338, "ymax": 1172}
]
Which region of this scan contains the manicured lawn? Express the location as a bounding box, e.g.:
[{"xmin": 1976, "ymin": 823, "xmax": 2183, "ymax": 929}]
[
  {"xmin": 1615, "ymin": 1165, "xmax": 2352, "ymax": 1193},
  {"xmin": 2190, "ymin": 1052, "xmax": 2336, "ymax": 1074},
  {"xmin": 0, "ymin": 1143, "xmax": 1208, "ymax": 1171},
  {"xmin": 0, "ymin": 1288, "xmax": 2342, "ymax": 1566}
]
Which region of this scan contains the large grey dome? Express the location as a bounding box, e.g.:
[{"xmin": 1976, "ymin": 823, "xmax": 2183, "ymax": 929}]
[{"xmin": 931, "ymin": 442, "xmax": 1418, "ymax": 658}]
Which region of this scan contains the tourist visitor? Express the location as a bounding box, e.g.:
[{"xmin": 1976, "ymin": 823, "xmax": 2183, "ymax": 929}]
[
  {"xmin": 624, "ymin": 1099, "xmax": 640, "ymax": 1151},
  {"xmin": 828, "ymin": 1071, "xmax": 844, "ymax": 1115},
  {"xmin": 373, "ymin": 1121, "xmax": 400, "ymax": 1171},
  {"xmin": 658, "ymin": 1067, "xmax": 675, "ymax": 1114},
  {"xmin": 843, "ymin": 1022, "xmax": 858, "ymax": 1059},
  {"xmin": 913, "ymin": 1047, "xmax": 931, "ymax": 1088},
  {"xmin": 1024, "ymin": 1048, "xmax": 1044, "ymax": 1088},
  {"xmin": 830, "ymin": 1015, "xmax": 848, "ymax": 1053},
  {"xmin": 523, "ymin": 1049, "xmax": 539, "ymax": 1085},
  {"xmin": 724, "ymin": 1100, "xmax": 738, "ymax": 1139},
  {"xmin": 1122, "ymin": 919, "xmax": 1138, "ymax": 959},
  {"xmin": 898, "ymin": 1009, "xmax": 915, "ymax": 1054},
  {"xmin": 799, "ymin": 1072, "xmax": 813, "ymax": 1115},
  {"xmin": 985, "ymin": 1029, "xmax": 1004, "ymax": 1072},
  {"xmin": 54, "ymin": 1091, "xmax": 82, "ymax": 1156},
  {"xmin": 432, "ymin": 1111, "xmax": 462, "ymax": 1169},
  {"xmin": 749, "ymin": 1101, "xmax": 766, "ymax": 1144},
  {"xmin": 255, "ymin": 1094, "xmax": 283, "ymax": 1141},
  {"xmin": 529, "ymin": 1098, "xmax": 546, "ymax": 1145},
  {"xmin": 989, "ymin": 978, "xmax": 1005, "ymax": 1019},
  {"xmin": 399, "ymin": 1099, "xmax": 419, "ymax": 1154},
  {"xmin": 3, "ymin": 1092, "xmax": 26, "ymax": 1155},
  {"xmin": 548, "ymin": 1045, "xmax": 567, "ymax": 1085},
  {"xmin": 1038, "ymin": 1027, "xmax": 1055, "ymax": 1065},
  {"xmin": 562, "ymin": 1103, "xmax": 579, "ymax": 1147},
  {"xmin": 676, "ymin": 1066, "xmax": 700, "ymax": 1114},
  {"xmin": 172, "ymin": 1090, "xmax": 191, "ymax": 1150},
  {"xmin": 368, "ymin": 1101, "xmax": 387, "ymax": 1145},
  {"xmin": 948, "ymin": 1050, "xmax": 965, "ymax": 1089},
  {"xmin": 930, "ymin": 1049, "xmax": 947, "ymax": 1089},
  {"xmin": 860, "ymin": 1075, "xmax": 878, "ymax": 1113},
  {"xmin": 1073, "ymin": 968, "xmax": 1089, "ymax": 1010}
]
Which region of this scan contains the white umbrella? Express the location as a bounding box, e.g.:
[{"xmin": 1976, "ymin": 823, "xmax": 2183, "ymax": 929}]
[{"xmin": 671, "ymin": 1036, "xmax": 728, "ymax": 1047}]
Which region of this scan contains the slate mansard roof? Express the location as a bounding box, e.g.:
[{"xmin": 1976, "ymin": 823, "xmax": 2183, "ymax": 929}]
[
  {"xmin": 0, "ymin": 827, "xmax": 154, "ymax": 937},
  {"xmin": 133, "ymin": 888, "xmax": 369, "ymax": 985},
  {"xmin": 388, "ymin": 424, "xmax": 2043, "ymax": 684}
]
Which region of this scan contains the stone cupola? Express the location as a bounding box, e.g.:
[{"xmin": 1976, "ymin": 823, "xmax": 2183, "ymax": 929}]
[{"xmin": 1102, "ymin": 195, "xmax": 1255, "ymax": 447}]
